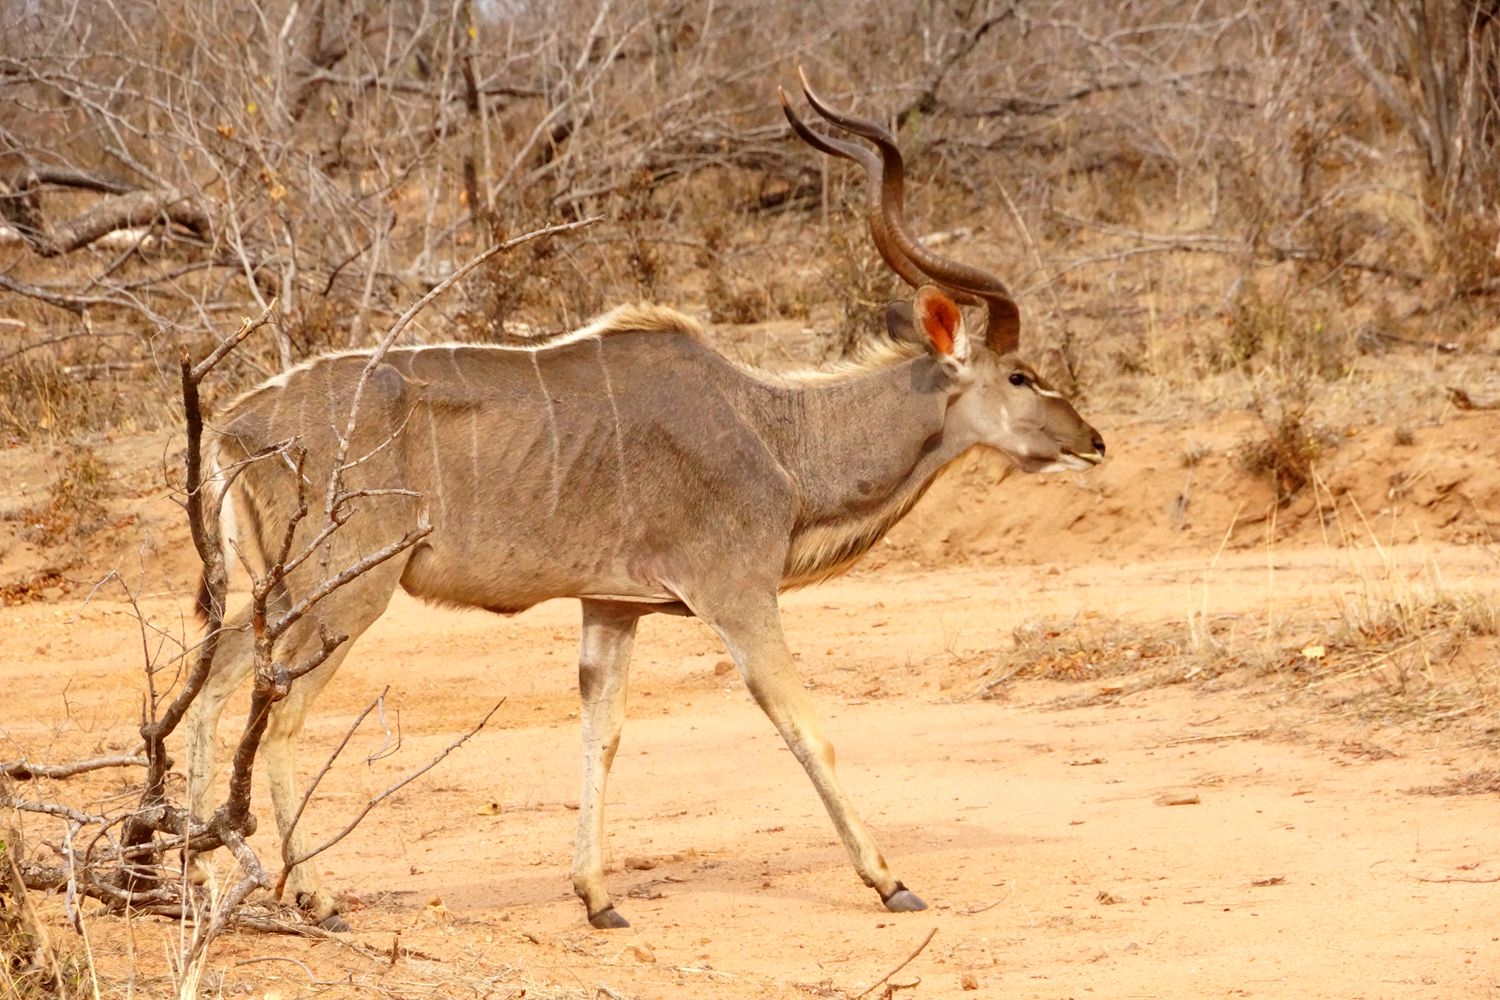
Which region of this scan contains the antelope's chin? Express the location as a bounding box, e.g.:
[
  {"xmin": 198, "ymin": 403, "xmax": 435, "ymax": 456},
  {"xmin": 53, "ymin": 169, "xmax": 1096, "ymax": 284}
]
[{"xmin": 1027, "ymin": 451, "xmax": 1103, "ymax": 474}]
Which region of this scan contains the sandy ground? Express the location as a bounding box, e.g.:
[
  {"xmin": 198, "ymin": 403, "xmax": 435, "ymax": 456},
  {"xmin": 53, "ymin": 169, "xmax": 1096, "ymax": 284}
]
[
  {"xmin": 3, "ymin": 405, "xmax": 1500, "ymax": 998},
  {"xmin": 4, "ymin": 543, "xmax": 1499, "ymax": 998}
]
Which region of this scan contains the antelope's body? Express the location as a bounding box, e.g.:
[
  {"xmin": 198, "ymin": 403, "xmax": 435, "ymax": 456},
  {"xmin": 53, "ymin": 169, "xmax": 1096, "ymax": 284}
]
[{"xmin": 185, "ymin": 75, "xmax": 1105, "ymax": 930}]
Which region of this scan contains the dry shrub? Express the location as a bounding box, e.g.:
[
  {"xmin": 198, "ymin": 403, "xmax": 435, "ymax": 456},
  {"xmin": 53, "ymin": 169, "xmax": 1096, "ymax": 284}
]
[
  {"xmin": 1441, "ymin": 212, "xmax": 1500, "ymax": 294},
  {"xmin": 1341, "ymin": 587, "xmax": 1499, "ymax": 648},
  {"xmin": 1, "ymin": 828, "xmax": 89, "ymax": 1000},
  {"xmin": 618, "ymin": 169, "xmax": 669, "ymax": 302},
  {"xmin": 8, "ymin": 441, "xmax": 114, "ymax": 547},
  {"xmin": 1224, "ymin": 282, "xmax": 1349, "ymax": 500},
  {"xmin": 1239, "ymin": 379, "xmax": 1335, "ymax": 501},
  {"xmin": 1212, "ymin": 282, "xmax": 1354, "ymax": 379},
  {"xmin": 699, "ymin": 218, "xmax": 764, "ymax": 325},
  {"xmin": 821, "ymin": 211, "xmax": 898, "ymax": 359},
  {"xmin": 0, "ymin": 356, "xmax": 101, "ymax": 443},
  {"xmin": 284, "ymin": 296, "xmax": 354, "ymax": 356},
  {"xmin": 451, "ymin": 218, "xmax": 610, "ymax": 342}
]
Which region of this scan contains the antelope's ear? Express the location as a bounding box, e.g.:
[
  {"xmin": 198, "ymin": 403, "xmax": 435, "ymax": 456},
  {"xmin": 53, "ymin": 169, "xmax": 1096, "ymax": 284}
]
[
  {"xmin": 884, "ymin": 300, "xmax": 918, "ymax": 344},
  {"xmin": 914, "ymin": 285, "xmax": 969, "ymax": 365}
]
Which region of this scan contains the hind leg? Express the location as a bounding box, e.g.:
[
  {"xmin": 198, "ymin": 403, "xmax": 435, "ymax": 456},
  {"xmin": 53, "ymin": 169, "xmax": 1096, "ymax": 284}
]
[
  {"xmin": 571, "ymin": 600, "xmax": 640, "ymax": 928},
  {"xmin": 260, "ymin": 565, "xmax": 403, "ymax": 929},
  {"xmin": 183, "ymin": 605, "xmax": 260, "ymax": 881},
  {"xmin": 183, "ymin": 561, "xmax": 401, "ymax": 928}
]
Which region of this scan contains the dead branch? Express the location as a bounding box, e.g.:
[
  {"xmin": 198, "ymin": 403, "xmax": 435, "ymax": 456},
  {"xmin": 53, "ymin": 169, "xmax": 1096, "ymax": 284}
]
[
  {"xmin": 4, "ymin": 800, "xmax": 110, "ymax": 827},
  {"xmin": 280, "ymin": 689, "xmax": 390, "ymax": 851},
  {"xmin": 1048, "ymin": 210, "xmax": 1428, "ymax": 285},
  {"xmin": 264, "ymin": 527, "xmax": 431, "ymax": 647},
  {"xmin": 0, "ymin": 271, "xmax": 132, "ymax": 315},
  {"xmin": 854, "ymin": 927, "xmax": 937, "ymax": 1000},
  {"xmin": 280, "ymin": 699, "xmax": 504, "ymax": 876},
  {"xmin": 0, "ymin": 754, "xmax": 146, "ymax": 781},
  {"xmin": 114, "ymin": 304, "xmax": 280, "ymax": 874},
  {"xmin": 20, "ymin": 165, "xmax": 136, "ymax": 196},
  {"xmin": 22, "ymin": 187, "xmax": 211, "ymax": 257}
]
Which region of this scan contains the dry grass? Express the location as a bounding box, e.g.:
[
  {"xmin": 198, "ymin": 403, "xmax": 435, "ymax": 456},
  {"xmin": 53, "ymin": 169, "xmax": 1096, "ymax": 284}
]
[
  {"xmin": 0, "ymin": 357, "xmax": 102, "ymax": 445},
  {"xmin": 1409, "ymin": 767, "xmax": 1500, "ymax": 797},
  {"xmin": 974, "ymin": 578, "xmax": 1498, "ymax": 733},
  {"xmin": 3, "ymin": 442, "xmax": 114, "ymax": 548},
  {"xmin": 1, "ymin": 827, "xmax": 93, "ymax": 1000},
  {"xmin": 1238, "ymin": 377, "xmax": 1339, "ymax": 501},
  {"xmin": 973, "ymin": 614, "xmax": 1251, "ymax": 705},
  {"xmin": 1341, "ymin": 585, "xmax": 1499, "ymax": 648}
]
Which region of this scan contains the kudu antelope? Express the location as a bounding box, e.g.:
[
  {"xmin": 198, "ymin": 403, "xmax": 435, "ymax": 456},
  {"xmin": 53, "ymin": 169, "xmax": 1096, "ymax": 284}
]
[{"xmin": 185, "ymin": 73, "xmax": 1104, "ymax": 931}]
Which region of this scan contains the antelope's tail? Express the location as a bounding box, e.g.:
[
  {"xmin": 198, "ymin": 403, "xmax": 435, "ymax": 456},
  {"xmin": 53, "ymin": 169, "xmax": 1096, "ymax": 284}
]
[{"xmin": 193, "ymin": 443, "xmax": 236, "ymax": 624}]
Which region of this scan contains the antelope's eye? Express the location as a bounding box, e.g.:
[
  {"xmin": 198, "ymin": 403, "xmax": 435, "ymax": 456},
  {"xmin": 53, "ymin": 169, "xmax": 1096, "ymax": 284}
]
[{"xmin": 1008, "ymin": 372, "xmax": 1028, "ymax": 387}]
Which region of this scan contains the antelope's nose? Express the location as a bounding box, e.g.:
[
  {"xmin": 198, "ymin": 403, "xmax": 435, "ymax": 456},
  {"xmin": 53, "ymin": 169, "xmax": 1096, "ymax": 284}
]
[{"xmin": 1092, "ymin": 433, "xmax": 1106, "ymax": 457}]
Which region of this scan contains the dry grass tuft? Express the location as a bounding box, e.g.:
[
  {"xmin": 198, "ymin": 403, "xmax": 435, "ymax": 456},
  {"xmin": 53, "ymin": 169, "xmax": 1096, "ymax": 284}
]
[
  {"xmin": 1268, "ymin": 580, "xmax": 1500, "ymax": 729},
  {"xmin": 1341, "ymin": 587, "xmax": 1499, "ymax": 648},
  {"xmin": 1408, "ymin": 767, "xmax": 1500, "ymax": 798},
  {"xmin": 0, "ymin": 356, "xmax": 101, "ymax": 444},
  {"xmin": 6, "ymin": 442, "xmax": 115, "ymax": 547},
  {"xmin": 974, "ymin": 615, "xmax": 1250, "ymax": 702},
  {"xmin": 1, "ymin": 826, "xmax": 91, "ymax": 1000},
  {"xmin": 1238, "ymin": 376, "xmax": 1339, "ymax": 500},
  {"xmin": 972, "ymin": 580, "xmax": 1498, "ymax": 730}
]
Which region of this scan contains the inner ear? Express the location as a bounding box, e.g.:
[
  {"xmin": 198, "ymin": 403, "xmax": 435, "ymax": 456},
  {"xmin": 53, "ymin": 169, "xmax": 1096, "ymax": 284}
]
[
  {"xmin": 885, "ymin": 300, "xmax": 918, "ymax": 344},
  {"xmin": 915, "ymin": 286, "xmax": 963, "ymax": 358}
]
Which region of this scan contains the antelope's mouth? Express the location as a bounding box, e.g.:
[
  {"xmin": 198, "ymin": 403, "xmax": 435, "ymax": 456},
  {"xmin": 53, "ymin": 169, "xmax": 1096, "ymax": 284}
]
[{"xmin": 1029, "ymin": 450, "xmax": 1104, "ymax": 474}]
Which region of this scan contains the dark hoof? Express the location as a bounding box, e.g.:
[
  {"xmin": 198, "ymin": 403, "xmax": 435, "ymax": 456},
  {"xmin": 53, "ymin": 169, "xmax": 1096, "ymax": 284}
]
[
  {"xmin": 296, "ymin": 892, "xmax": 351, "ymax": 932},
  {"xmin": 882, "ymin": 887, "xmax": 928, "ymax": 913},
  {"xmin": 319, "ymin": 911, "xmax": 352, "ymax": 933},
  {"xmin": 588, "ymin": 906, "xmax": 630, "ymax": 929}
]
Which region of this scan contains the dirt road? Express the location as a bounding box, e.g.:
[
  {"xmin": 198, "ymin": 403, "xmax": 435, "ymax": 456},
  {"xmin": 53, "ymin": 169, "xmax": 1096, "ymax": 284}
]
[{"xmin": 4, "ymin": 538, "xmax": 1497, "ymax": 998}]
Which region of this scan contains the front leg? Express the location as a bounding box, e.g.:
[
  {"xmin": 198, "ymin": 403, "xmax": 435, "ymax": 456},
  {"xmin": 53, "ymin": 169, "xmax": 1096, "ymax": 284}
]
[
  {"xmin": 572, "ymin": 600, "xmax": 641, "ymax": 929},
  {"xmin": 702, "ymin": 596, "xmax": 926, "ymax": 913}
]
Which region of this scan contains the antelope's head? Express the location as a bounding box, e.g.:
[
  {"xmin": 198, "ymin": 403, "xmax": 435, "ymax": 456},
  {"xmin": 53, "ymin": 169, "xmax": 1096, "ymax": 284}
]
[{"xmin": 781, "ymin": 70, "xmax": 1105, "ymax": 475}]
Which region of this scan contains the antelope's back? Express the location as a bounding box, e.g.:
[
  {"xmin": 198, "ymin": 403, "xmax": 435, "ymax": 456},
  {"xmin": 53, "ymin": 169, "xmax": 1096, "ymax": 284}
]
[{"xmin": 213, "ymin": 332, "xmax": 789, "ymax": 610}]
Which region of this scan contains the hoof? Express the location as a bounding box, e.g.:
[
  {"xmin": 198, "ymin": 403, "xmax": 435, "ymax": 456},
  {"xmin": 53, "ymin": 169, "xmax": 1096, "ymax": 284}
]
[
  {"xmin": 319, "ymin": 911, "xmax": 352, "ymax": 933},
  {"xmin": 882, "ymin": 886, "xmax": 928, "ymax": 913},
  {"xmin": 296, "ymin": 892, "xmax": 351, "ymax": 933},
  {"xmin": 183, "ymin": 852, "xmax": 212, "ymax": 886},
  {"xmin": 588, "ymin": 906, "xmax": 630, "ymax": 929}
]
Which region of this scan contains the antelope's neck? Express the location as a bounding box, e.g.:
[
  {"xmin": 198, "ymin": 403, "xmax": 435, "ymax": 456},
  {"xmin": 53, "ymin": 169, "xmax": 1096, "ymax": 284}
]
[{"xmin": 758, "ymin": 356, "xmax": 969, "ymax": 585}]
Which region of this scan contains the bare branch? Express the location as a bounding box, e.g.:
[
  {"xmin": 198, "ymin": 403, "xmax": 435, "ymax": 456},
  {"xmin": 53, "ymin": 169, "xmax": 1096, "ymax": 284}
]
[
  {"xmin": 284, "ymin": 699, "xmax": 503, "ymax": 871},
  {"xmin": 0, "ymin": 754, "xmax": 147, "ymax": 782}
]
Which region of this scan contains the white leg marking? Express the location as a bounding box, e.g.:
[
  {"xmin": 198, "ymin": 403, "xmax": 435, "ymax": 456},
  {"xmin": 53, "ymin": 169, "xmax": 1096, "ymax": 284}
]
[{"xmin": 572, "ymin": 603, "xmax": 637, "ymax": 920}]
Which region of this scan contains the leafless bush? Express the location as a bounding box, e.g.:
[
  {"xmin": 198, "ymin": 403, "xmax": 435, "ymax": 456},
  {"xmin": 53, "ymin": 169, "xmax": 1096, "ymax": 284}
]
[
  {"xmin": 1239, "ymin": 370, "xmax": 1340, "ymax": 501},
  {"xmin": 0, "ymin": 223, "xmax": 587, "ymax": 981},
  {"xmin": 9, "ymin": 442, "xmax": 113, "ymax": 548},
  {"xmin": 3, "ymin": 0, "xmax": 1495, "ymax": 403},
  {"xmin": 1338, "ymin": 0, "xmax": 1500, "ymax": 291}
]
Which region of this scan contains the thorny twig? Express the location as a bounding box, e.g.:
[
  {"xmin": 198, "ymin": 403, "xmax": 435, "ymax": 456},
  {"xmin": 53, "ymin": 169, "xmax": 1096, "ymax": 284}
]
[
  {"xmin": 279, "ymin": 699, "xmax": 505, "ymax": 881},
  {"xmin": 280, "ymin": 688, "xmax": 391, "ymax": 866},
  {"xmin": 854, "ymin": 928, "xmax": 937, "ymax": 1000}
]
